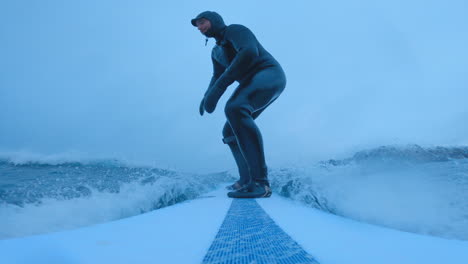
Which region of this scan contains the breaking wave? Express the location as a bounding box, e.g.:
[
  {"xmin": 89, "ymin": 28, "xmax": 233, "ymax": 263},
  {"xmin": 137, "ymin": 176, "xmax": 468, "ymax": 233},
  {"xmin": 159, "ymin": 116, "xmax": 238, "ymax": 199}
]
[
  {"xmin": 269, "ymin": 144, "xmax": 468, "ymax": 241},
  {"xmin": 2, "ymin": 144, "xmax": 467, "ymax": 241},
  {"xmin": 0, "ymin": 158, "xmax": 234, "ymax": 239}
]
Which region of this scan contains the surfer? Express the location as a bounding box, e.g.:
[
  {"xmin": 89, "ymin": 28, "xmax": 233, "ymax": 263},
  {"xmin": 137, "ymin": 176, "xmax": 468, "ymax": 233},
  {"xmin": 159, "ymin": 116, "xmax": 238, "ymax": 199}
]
[{"xmin": 191, "ymin": 11, "xmax": 286, "ymax": 198}]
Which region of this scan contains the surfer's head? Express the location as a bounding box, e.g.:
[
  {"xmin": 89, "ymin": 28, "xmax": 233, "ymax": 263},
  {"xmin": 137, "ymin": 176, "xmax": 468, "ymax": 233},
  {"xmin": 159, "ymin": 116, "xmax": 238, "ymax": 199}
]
[{"xmin": 191, "ymin": 11, "xmax": 226, "ymax": 38}]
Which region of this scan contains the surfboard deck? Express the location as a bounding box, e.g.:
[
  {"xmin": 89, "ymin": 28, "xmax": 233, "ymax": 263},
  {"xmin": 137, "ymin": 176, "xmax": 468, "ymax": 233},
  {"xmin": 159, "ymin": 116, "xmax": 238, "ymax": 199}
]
[{"xmin": 1, "ymin": 185, "xmax": 468, "ymax": 264}]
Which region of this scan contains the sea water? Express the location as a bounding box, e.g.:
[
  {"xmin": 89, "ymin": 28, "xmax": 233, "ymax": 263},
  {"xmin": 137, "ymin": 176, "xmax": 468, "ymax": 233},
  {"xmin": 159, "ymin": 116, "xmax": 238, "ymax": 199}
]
[{"xmin": 1, "ymin": 144, "xmax": 467, "ymax": 241}]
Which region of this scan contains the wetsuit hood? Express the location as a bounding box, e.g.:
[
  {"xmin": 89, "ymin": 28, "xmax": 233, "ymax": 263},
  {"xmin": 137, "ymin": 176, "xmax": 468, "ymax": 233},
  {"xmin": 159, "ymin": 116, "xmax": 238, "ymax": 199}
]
[{"xmin": 191, "ymin": 11, "xmax": 227, "ymax": 39}]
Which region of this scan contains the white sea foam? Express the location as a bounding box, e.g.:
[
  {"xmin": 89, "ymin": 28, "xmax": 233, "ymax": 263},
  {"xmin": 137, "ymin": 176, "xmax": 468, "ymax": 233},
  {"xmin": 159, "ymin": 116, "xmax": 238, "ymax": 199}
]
[
  {"xmin": 270, "ymin": 159, "xmax": 468, "ymax": 240},
  {"xmin": 0, "ymin": 171, "xmax": 233, "ymax": 239}
]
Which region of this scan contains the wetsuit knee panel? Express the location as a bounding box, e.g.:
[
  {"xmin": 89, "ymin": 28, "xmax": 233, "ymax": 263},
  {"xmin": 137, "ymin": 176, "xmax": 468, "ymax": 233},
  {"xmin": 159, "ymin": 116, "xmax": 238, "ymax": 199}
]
[
  {"xmin": 222, "ymin": 122, "xmax": 233, "ymax": 137},
  {"xmin": 222, "ymin": 136, "xmax": 237, "ymax": 144},
  {"xmin": 222, "ymin": 122, "xmax": 237, "ymax": 144},
  {"xmin": 224, "ymin": 102, "xmax": 253, "ymax": 120}
]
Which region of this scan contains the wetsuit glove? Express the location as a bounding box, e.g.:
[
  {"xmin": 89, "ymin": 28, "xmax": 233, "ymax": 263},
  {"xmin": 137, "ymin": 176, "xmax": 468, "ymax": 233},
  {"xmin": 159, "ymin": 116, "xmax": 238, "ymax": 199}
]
[
  {"xmin": 199, "ymin": 97, "xmax": 205, "ymax": 116},
  {"xmin": 204, "ymin": 76, "xmax": 234, "ymax": 113},
  {"xmin": 204, "ymin": 86, "xmax": 225, "ymax": 113}
]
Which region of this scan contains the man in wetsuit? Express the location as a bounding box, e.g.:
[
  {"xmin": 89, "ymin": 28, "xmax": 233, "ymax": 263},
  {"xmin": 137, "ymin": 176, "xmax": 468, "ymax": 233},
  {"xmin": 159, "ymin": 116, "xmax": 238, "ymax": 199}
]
[{"xmin": 191, "ymin": 11, "xmax": 286, "ymax": 198}]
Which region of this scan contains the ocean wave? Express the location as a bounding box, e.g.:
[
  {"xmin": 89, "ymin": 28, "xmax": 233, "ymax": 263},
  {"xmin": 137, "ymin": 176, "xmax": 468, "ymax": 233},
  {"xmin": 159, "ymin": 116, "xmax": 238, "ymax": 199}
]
[
  {"xmin": 2, "ymin": 144, "xmax": 468, "ymax": 241},
  {"xmin": 0, "ymin": 150, "xmax": 109, "ymax": 166},
  {"xmin": 320, "ymin": 144, "xmax": 468, "ymax": 167},
  {"xmin": 0, "ymin": 159, "xmax": 235, "ymax": 239},
  {"xmin": 270, "ymin": 145, "xmax": 468, "ymax": 241}
]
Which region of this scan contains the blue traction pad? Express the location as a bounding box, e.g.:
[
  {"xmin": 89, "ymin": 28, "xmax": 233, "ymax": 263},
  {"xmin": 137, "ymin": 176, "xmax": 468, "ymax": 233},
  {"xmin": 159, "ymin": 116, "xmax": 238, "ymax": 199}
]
[{"xmin": 202, "ymin": 199, "xmax": 319, "ymax": 264}]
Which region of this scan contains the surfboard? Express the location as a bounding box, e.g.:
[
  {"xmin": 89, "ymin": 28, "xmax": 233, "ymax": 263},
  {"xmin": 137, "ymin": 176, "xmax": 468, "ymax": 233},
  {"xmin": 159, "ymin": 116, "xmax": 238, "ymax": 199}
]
[{"xmin": 1, "ymin": 186, "xmax": 468, "ymax": 264}]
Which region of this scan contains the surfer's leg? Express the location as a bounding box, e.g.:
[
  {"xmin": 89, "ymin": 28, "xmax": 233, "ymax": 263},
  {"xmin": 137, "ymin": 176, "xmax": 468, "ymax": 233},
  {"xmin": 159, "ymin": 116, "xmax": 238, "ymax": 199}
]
[
  {"xmin": 222, "ymin": 122, "xmax": 249, "ymax": 186},
  {"xmin": 224, "ymin": 66, "xmax": 286, "ymax": 189},
  {"xmin": 222, "ymin": 108, "xmax": 270, "ymax": 189}
]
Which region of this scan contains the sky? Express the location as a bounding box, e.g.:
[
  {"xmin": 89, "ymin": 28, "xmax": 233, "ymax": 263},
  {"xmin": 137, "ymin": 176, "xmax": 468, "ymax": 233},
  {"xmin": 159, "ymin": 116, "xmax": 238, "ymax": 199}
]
[{"xmin": 1, "ymin": 0, "xmax": 467, "ymax": 172}]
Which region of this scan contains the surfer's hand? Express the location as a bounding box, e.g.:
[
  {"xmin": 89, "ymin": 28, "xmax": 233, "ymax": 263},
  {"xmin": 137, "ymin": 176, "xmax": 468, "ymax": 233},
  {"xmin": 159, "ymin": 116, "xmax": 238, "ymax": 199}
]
[
  {"xmin": 204, "ymin": 87, "xmax": 223, "ymax": 114},
  {"xmin": 204, "ymin": 75, "xmax": 234, "ymax": 114},
  {"xmin": 199, "ymin": 97, "xmax": 205, "ymax": 116}
]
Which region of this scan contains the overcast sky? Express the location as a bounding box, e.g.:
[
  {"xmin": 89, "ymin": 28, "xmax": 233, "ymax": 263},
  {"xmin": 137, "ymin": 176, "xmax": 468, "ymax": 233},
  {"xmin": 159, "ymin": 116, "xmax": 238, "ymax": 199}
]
[{"xmin": 1, "ymin": 0, "xmax": 467, "ymax": 172}]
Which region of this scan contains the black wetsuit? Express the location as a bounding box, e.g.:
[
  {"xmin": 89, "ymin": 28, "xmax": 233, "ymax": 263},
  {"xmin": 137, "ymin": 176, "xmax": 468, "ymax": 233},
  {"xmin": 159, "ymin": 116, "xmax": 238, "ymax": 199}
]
[{"xmin": 191, "ymin": 11, "xmax": 286, "ymax": 188}]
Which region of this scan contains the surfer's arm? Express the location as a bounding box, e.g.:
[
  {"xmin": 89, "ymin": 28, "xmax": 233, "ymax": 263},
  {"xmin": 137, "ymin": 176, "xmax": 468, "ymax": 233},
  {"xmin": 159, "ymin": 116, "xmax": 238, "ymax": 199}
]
[
  {"xmin": 216, "ymin": 25, "xmax": 259, "ymax": 86},
  {"xmin": 204, "ymin": 51, "xmax": 226, "ymax": 96}
]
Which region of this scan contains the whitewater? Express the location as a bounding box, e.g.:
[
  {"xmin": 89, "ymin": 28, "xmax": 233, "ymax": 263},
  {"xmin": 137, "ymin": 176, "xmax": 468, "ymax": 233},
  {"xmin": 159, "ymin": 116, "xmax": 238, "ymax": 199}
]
[{"xmin": 1, "ymin": 144, "xmax": 467, "ymax": 242}]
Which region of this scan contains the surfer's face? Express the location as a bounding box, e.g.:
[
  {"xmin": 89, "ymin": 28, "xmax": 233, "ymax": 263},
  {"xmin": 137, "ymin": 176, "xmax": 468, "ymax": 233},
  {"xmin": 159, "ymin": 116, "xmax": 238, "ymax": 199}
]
[{"xmin": 196, "ymin": 18, "xmax": 211, "ymax": 35}]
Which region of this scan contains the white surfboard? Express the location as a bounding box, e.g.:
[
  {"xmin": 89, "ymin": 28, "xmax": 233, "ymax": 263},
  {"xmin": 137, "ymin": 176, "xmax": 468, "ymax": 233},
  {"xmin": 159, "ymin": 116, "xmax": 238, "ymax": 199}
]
[{"xmin": 1, "ymin": 187, "xmax": 468, "ymax": 264}]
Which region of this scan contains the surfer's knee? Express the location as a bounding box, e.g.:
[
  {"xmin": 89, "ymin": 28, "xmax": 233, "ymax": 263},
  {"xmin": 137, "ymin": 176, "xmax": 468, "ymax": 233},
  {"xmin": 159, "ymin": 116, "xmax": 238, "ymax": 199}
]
[
  {"xmin": 224, "ymin": 102, "xmax": 251, "ymax": 121},
  {"xmin": 222, "ymin": 122, "xmax": 233, "ymax": 138},
  {"xmin": 224, "ymin": 103, "xmax": 238, "ymax": 119}
]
